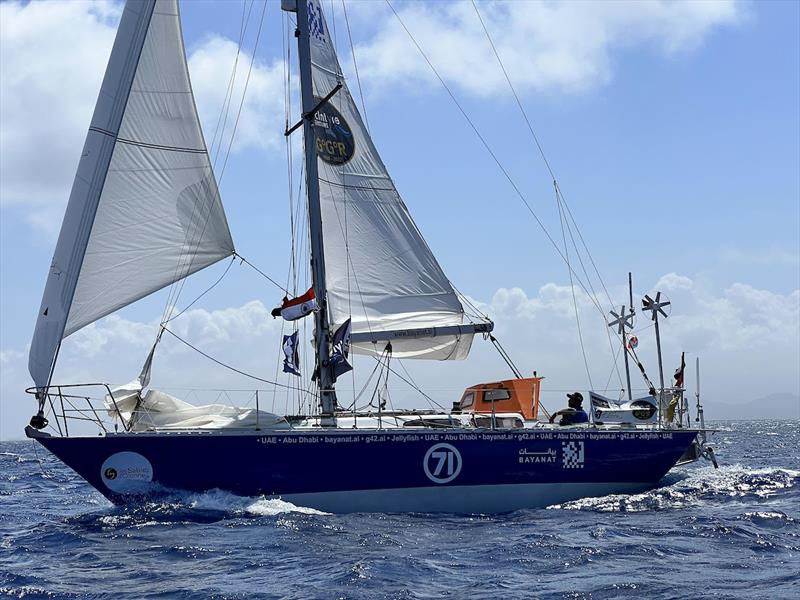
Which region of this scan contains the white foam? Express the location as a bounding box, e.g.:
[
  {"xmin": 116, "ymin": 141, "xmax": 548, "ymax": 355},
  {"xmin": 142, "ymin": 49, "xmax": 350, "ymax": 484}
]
[
  {"xmin": 741, "ymin": 511, "xmax": 793, "ymax": 521},
  {"xmin": 246, "ymin": 497, "xmax": 328, "ymax": 516},
  {"xmin": 547, "ymin": 464, "xmax": 800, "ymax": 512},
  {"xmin": 183, "ymin": 489, "xmax": 329, "ymax": 516}
]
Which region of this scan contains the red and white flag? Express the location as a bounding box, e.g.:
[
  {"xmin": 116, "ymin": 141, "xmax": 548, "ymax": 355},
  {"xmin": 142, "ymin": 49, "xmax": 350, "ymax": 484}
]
[
  {"xmin": 674, "ymin": 351, "xmax": 686, "ymax": 388},
  {"xmin": 271, "ymin": 287, "xmax": 319, "ymax": 321}
]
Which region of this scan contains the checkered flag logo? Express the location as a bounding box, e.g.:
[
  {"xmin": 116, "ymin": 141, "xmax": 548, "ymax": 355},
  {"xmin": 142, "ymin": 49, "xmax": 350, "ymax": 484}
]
[
  {"xmin": 562, "ymin": 441, "xmax": 585, "ymax": 469},
  {"xmin": 307, "ymin": 1, "xmax": 326, "ymax": 45}
]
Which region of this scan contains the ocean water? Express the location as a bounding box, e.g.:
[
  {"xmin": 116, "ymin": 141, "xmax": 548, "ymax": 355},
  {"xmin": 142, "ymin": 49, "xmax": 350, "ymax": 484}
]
[{"xmin": 1, "ymin": 421, "xmax": 798, "ymax": 600}]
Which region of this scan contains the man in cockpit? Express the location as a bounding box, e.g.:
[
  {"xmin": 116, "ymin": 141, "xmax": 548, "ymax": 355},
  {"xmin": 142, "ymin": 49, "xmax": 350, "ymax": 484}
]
[{"xmin": 548, "ymin": 392, "xmax": 589, "ymax": 426}]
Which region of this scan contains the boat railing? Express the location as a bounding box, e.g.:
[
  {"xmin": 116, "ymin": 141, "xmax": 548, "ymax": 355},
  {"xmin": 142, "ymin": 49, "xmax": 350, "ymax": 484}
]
[
  {"xmin": 658, "ymin": 386, "xmax": 694, "ymax": 428},
  {"xmin": 25, "ymin": 383, "xmax": 120, "ymax": 437}
]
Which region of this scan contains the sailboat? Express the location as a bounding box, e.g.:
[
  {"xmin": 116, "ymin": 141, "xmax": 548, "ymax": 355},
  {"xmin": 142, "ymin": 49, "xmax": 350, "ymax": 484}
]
[{"xmin": 24, "ymin": 0, "xmax": 713, "ymax": 513}]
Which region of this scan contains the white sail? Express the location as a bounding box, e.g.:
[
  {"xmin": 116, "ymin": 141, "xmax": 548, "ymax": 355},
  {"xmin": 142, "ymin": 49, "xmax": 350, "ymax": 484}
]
[
  {"xmin": 29, "ymin": 0, "xmax": 234, "ymax": 390},
  {"xmin": 305, "ymin": 0, "xmax": 490, "ymax": 360}
]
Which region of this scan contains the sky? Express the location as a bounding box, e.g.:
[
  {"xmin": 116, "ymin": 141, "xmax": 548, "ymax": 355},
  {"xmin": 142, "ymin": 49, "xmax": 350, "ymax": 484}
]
[{"xmin": 0, "ymin": 0, "xmax": 798, "ymax": 439}]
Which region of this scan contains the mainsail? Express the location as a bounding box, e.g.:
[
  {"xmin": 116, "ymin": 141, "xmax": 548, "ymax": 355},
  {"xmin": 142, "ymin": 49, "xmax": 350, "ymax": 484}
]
[
  {"xmin": 305, "ymin": 0, "xmax": 491, "ymax": 360},
  {"xmin": 28, "ymin": 0, "xmax": 234, "ymax": 390}
]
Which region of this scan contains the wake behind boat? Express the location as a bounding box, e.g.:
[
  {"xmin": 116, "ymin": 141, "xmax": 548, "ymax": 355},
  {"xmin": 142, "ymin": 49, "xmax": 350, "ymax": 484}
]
[{"xmin": 24, "ymin": 0, "xmax": 716, "ymax": 513}]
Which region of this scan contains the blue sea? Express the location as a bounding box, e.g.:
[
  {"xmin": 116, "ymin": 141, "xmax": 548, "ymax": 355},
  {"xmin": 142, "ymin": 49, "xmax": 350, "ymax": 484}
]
[{"xmin": 1, "ymin": 420, "xmax": 798, "ymax": 599}]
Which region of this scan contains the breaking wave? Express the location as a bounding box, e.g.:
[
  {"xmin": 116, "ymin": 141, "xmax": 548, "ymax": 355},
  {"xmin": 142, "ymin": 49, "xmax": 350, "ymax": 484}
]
[
  {"xmin": 182, "ymin": 489, "xmax": 329, "ymax": 516},
  {"xmin": 73, "ymin": 489, "xmax": 329, "ymax": 530},
  {"xmin": 548, "ymin": 464, "xmax": 800, "ymax": 512}
]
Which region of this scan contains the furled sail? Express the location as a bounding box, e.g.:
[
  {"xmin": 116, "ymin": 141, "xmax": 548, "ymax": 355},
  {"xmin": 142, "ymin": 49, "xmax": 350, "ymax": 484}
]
[
  {"xmin": 29, "ymin": 0, "xmax": 234, "ymax": 390},
  {"xmin": 305, "ymin": 0, "xmax": 491, "ymax": 360}
]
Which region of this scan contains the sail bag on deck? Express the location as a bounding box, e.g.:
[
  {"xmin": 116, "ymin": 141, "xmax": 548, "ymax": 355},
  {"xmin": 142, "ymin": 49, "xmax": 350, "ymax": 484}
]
[{"xmin": 29, "ymin": 0, "xmax": 234, "ymax": 390}]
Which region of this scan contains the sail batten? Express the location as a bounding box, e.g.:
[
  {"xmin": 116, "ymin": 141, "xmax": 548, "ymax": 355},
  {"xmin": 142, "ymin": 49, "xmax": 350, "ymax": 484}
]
[
  {"xmin": 351, "ymin": 322, "xmax": 494, "ymax": 343},
  {"xmin": 29, "ymin": 0, "xmax": 233, "ymax": 389}
]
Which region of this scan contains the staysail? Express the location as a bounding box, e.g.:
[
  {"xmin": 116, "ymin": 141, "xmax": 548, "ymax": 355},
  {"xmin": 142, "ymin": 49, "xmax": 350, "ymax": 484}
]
[
  {"xmin": 304, "ymin": 0, "xmax": 491, "ymax": 360},
  {"xmin": 29, "ymin": 0, "xmax": 234, "ymax": 390}
]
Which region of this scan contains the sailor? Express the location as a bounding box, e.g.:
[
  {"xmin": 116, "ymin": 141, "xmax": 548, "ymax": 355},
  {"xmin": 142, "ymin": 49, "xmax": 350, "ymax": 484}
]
[{"xmin": 549, "ymin": 392, "xmax": 589, "ymax": 426}]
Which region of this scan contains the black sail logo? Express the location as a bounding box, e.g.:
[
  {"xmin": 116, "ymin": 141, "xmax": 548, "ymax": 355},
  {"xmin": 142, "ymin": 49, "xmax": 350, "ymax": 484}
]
[{"xmin": 313, "ymin": 99, "xmax": 355, "ymax": 165}]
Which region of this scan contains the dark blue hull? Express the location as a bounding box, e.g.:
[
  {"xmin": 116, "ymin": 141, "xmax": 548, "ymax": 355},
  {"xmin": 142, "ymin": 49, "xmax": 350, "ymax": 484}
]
[{"xmin": 27, "ymin": 427, "xmax": 699, "ymax": 513}]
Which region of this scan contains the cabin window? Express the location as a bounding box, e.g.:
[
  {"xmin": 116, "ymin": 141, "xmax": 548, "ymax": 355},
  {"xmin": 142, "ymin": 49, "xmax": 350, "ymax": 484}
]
[
  {"xmin": 460, "ymin": 392, "xmax": 475, "ymax": 409},
  {"xmin": 483, "ymin": 389, "xmax": 511, "ymax": 403},
  {"xmin": 474, "ymin": 416, "xmax": 523, "ymax": 429},
  {"xmin": 403, "ymin": 418, "xmax": 456, "ymax": 428}
]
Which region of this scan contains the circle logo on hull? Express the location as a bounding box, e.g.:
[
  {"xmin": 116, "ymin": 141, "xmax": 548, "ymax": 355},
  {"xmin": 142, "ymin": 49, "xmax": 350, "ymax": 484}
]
[
  {"xmin": 100, "ymin": 451, "xmax": 153, "ymax": 493},
  {"xmin": 423, "ymin": 443, "xmax": 462, "ymax": 484}
]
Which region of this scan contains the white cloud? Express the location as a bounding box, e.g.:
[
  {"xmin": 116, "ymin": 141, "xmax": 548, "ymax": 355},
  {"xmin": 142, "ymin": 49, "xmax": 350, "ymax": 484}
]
[
  {"xmin": 3, "ymin": 274, "xmax": 797, "ymax": 439},
  {"xmin": 188, "ymin": 36, "xmax": 288, "ymax": 157},
  {"xmin": 353, "ymin": 0, "xmax": 744, "ymax": 96},
  {"xmin": 0, "ymin": 0, "xmax": 120, "ymax": 233},
  {"xmin": 652, "ymin": 273, "xmax": 800, "ymax": 353},
  {"xmin": 449, "ymin": 275, "xmax": 800, "ymax": 417},
  {"xmin": 0, "ymin": 2, "xmax": 288, "ymax": 235},
  {"xmin": 52, "ymin": 299, "xmax": 283, "ymax": 384},
  {"xmin": 0, "ymin": 0, "xmax": 745, "ymax": 238}
]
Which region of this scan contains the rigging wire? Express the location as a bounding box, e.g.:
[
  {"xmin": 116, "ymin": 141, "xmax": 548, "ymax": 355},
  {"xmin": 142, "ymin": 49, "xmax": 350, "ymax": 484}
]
[
  {"xmin": 556, "ymin": 181, "xmax": 619, "ymax": 317},
  {"xmin": 217, "ymin": 0, "xmax": 269, "ymax": 184},
  {"xmin": 162, "ymin": 255, "xmax": 237, "ymax": 325},
  {"xmin": 602, "ymin": 342, "xmax": 625, "ymax": 395},
  {"xmin": 235, "ymin": 252, "xmax": 288, "ymax": 293},
  {"xmin": 283, "ymin": 10, "xmax": 298, "ymax": 296},
  {"xmin": 468, "ymin": 1, "xmax": 630, "ymax": 391},
  {"xmin": 210, "ymin": 0, "xmax": 254, "ymax": 166},
  {"xmin": 160, "ymin": 0, "xmax": 254, "ymax": 325},
  {"xmin": 488, "ymin": 335, "xmax": 522, "ymax": 380},
  {"xmin": 557, "ymin": 186, "xmax": 624, "ymax": 388},
  {"xmin": 470, "ymin": 0, "xmax": 617, "ymax": 312},
  {"xmin": 390, "ymin": 0, "xmax": 651, "ymax": 394},
  {"xmin": 158, "ymin": 23, "xmax": 241, "ymax": 328},
  {"xmin": 469, "ymin": 1, "xmax": 556, "ymax": 183},
  {"xmin": 556, "ymin": 183, "xmax": 593, "ymax": 389},
  {"xmin": 384, "ymin": 1, "xmax": 602, "ymax": 316},
  {"xmin": 376, "ymin": 355, "xmax": 448, "ymax": 413},
  {"xmin": 281, "ymin": 10, "xmax": 307, "ymax": 415},
  {"xmin": 395, "ymin": 358, "xmax": 447, "ymax": 412},
  {"xmin": 161, "ymin": 327, "xmax": 304, "ymax": 392},
  {"xmin": 342, "ymin": 354, "xmax": 384, "ymax": 410},
  {"xmin": 341, "ymin": 0, "xmax": 371, "ymax": 132},
  {"xmin": 160, "ymin": 0, "xmax": 268, "ymax": 331}
]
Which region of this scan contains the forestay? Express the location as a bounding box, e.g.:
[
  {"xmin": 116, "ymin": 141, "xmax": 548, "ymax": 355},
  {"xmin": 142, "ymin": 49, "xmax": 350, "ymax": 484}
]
[
  {"xmin": 305, "ymin": 0, "xmax": 490, "ymax": 360},
  {"xmin": 29, "ymin": 0, "xmax": 234, "ymax": 390}
]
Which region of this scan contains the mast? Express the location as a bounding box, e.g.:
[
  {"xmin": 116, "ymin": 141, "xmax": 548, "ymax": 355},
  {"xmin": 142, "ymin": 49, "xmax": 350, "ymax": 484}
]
[
  {"xmin": 295, "ymin": 0, "xmax": 337, "ymax": 419},
  {"xmin": 642, "ymin": 292, "xmax": 669, "ymax": 394}
]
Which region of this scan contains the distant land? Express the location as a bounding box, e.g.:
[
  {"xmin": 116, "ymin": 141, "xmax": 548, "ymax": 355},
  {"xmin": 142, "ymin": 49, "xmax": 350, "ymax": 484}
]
[{"xmin": 706, "ymin": 393, "xmax": 800, "ymax": 421}]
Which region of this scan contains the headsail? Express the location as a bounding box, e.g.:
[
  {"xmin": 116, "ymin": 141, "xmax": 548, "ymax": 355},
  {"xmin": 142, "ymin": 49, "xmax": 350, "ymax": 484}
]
[
  {"xmin": 29, "ymin": 0, "xmax": 234, "ymax": 390},
  {"xmin": 304, "ymin": 0, "xmax": 491, "ymax": 360}
]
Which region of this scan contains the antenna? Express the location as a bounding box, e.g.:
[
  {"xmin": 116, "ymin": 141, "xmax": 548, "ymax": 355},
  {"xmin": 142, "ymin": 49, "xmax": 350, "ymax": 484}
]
[
  {"xmin": 608, "ymin": 297, "xmax": 634, "ymax": 401},
  {"xmin": 695, "ymin": 356, "xmax": 706, "ymax": 442},
  {"xmin": 642, "ymin": 291, "xmax": 670, "ymax": 391},
  {"xmin": 642, "ymin": 291, "xmax": 670, "ymax": 425}
]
